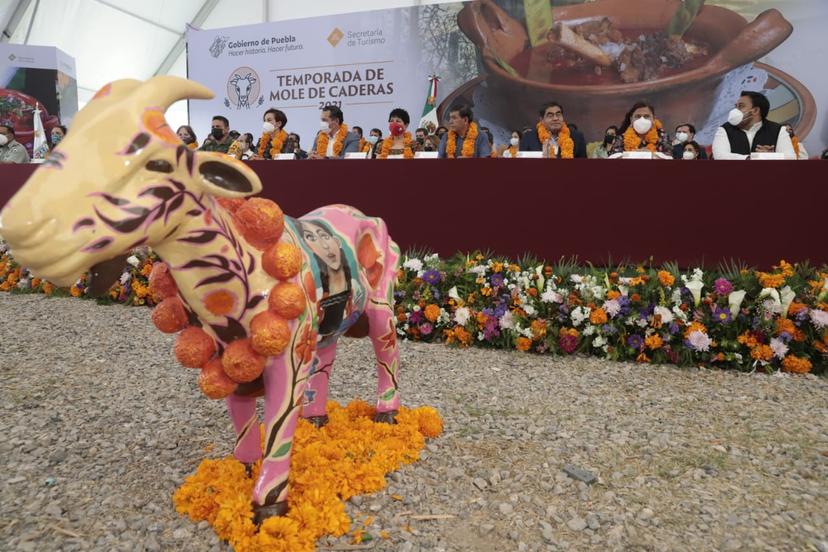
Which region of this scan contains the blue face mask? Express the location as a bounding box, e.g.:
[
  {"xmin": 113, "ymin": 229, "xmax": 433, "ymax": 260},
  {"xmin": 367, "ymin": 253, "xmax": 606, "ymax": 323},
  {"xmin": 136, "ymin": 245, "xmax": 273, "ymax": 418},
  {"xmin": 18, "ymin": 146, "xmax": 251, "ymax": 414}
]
[{"xmin": 51, "ymin": 133, "xmax": 62, "ymax": 145}]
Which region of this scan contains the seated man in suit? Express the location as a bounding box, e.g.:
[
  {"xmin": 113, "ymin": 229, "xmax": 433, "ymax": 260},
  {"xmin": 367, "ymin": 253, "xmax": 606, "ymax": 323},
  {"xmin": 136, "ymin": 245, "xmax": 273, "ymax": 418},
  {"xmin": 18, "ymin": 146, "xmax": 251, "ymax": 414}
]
[
  {"xmin": 520, "ymin": 102, "xmax": 587, "ymax": 158},
  {"xmin": 437, "ymin": 104, "xmax": 491, "ymax": 158},
  {"xmin": 309, "ymin": 105, "xmax": 360, "ymax": 159},
  {"xmin": 712, "ymin": 91, "xmax": 795, "ymax": 160}
]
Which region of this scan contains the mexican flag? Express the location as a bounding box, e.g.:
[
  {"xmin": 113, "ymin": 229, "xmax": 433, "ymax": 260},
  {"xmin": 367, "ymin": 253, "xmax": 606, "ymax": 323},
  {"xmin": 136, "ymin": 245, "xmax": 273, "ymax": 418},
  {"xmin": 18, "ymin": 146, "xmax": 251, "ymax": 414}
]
[
  {"xmin": 31, "ymin": 103, "xmax": 50, "ymax": 161},
  {"xmin": 418, "ymin": 75, "xmax": 440, "ymax": 132}
]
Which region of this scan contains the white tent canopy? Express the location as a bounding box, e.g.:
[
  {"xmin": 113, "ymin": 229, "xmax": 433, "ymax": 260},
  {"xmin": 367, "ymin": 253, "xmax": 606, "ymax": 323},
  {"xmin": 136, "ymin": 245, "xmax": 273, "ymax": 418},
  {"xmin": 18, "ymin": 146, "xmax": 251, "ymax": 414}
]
[{"xmin": 0, "ymin": 0, "xmax": 456, "ymax": 129}]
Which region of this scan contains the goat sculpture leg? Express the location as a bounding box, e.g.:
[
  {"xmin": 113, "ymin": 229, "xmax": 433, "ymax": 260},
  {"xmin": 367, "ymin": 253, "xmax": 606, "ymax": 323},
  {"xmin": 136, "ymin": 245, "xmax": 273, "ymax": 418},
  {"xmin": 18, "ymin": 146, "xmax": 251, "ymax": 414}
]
[
  {"xmin": 303, "ymin": 344, "xmax": 338, "ymax": 427},
  {"xmin": 253, "ymin": 341, "xmax": 314, "ymax": 522},
  {"xmin": 226, "ymin": 394, "xmax": 262, "ymax": 467},
  {"xmin": 368, "ymin": 301, "xmax": 401, "ymax": 423}
]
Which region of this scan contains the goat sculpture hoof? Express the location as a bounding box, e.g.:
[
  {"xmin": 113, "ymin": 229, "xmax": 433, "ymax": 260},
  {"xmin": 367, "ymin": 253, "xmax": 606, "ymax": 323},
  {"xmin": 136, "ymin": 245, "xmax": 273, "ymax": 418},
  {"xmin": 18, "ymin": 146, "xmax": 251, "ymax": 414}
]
[
  {"xmin": 253, "ymin": 500, "xmax": 289, "ymax": 525},
  {"xmin": 373, "ymin": 410, "xmax": 398, "ymax": 424},
  {"xmin": 305, "ymin": 415, "xmax": 329, "ymax": 428}
]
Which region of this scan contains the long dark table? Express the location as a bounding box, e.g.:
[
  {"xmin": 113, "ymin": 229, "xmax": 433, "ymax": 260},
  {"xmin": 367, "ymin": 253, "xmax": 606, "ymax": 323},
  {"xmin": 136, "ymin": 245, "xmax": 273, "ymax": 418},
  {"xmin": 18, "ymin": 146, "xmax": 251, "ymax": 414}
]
[{"xmin": 2, "ymin": 160, "xmax": 826, "ymax": 269}]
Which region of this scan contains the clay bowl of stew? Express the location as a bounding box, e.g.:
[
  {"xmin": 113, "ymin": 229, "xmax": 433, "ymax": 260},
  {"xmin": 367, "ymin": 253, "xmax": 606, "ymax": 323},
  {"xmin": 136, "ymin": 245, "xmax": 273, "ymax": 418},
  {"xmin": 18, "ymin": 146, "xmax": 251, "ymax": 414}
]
[{"xmin": 457, "ymin": 0, "xmax": 793, "ymax": 140}]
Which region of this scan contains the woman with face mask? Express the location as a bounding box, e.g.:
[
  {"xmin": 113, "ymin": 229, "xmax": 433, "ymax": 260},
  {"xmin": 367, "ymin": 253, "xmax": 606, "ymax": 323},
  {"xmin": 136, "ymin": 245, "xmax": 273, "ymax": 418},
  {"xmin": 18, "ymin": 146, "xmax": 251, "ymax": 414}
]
[
  {"xmin": 176, "ymin": 125, "xmax": 198, "ymax": 150},
  {"xmin": 501, "ymin": 130, "xmax": 521, "ymax": 158},
  {"xmin": 609, "ymin": 102, "xmax": 671, "ymax": 156},
  {"xmin": 681, "ymin": 141, "xmax": 703, "ymax": 160},
  {"xmin": 589, "ymin": 126, "xmax": 618, "ymax": 159},
  {"xmin": 377, "ymin": 108, "xmax": 415, "ymax": 159},
  {"xmin": 49, "ymin": 125, "xmax": 68, "ymax": 151},
  {"xmin": 256, "ymin": 108, "xmax": 288, "ymax": 160}
]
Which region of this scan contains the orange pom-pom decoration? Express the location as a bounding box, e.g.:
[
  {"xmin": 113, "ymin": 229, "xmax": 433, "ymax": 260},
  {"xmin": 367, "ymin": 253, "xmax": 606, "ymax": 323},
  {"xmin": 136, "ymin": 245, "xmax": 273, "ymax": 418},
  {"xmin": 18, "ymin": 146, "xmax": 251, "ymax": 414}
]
[
  {"xmin": 268, "ymin": 282, "xmax": 306, "ymax": 320},
  {"xmin": 222, "ymin": 338, "xmax": 266, "ymax": 383},
  {"xmin": 198, "ymin": 359, "xmax": 237, "ymax": 399},
  {"xmin": 148, "ymin": 262, "xmax": 177, "ymax": 302},
  {"xmin": 234, "ymin": 198, "xmax": 284, "ymax": 250},
  {"xmin": 262, "ymin": 242, "xmax": 303, "ymax": 280},
  {"xmin": 175, "ymin": 326, "xmax": 216, "ymax": 368},
  {"xmin": 250, "ymin": 311, "xmax": 291, "ymax": 356},
  {"xmin": 217, "ymin": 197, "xmax": 246, "ymax": 214},
  {"xmin": 152, "ymin": 296, "xmax": 188, "ymax": 333}
]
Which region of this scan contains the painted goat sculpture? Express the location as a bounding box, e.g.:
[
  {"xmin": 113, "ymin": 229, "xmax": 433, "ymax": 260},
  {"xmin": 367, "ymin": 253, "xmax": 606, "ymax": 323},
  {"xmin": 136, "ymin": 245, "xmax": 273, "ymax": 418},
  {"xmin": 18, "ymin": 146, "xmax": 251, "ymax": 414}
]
[{"xmin": 0, "ymin": 76, "xmax": 402, "ymax": 520}]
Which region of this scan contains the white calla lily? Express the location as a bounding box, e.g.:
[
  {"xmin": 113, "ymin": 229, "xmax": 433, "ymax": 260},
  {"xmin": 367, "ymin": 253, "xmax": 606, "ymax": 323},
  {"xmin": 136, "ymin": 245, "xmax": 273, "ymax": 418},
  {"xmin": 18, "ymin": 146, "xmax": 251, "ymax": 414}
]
[
  {"xmin": 779, "ymin": 286, "xmax": 796, "ymax": 318},
  {"xmin": 728, "ymin": 290, "xmax": 746, "ymax": 319},
  {"xmin": 685, "ymin": 280, "xmax": 704, "ymax": 306}
]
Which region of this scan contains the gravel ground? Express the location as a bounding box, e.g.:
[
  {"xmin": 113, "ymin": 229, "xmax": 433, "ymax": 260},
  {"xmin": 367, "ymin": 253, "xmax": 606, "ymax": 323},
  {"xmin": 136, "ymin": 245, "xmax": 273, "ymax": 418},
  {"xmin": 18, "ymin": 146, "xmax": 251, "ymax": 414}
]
[{"xmin": 1, "ymin": 293, "xmax": 827, "ymax": 552}]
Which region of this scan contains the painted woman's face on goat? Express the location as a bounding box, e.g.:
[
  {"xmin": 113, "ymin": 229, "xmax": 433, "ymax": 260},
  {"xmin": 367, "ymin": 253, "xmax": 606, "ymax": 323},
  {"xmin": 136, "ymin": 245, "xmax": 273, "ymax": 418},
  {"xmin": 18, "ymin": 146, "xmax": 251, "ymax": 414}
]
[{"xmin": 302, "ymin": 222, "xmax": 342, "ymax": 271}]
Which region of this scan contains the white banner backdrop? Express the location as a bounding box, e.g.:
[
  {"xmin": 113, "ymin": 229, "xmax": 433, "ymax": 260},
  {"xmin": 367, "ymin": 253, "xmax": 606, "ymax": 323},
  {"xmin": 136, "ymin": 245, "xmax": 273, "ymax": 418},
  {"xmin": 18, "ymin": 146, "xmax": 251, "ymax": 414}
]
[{"xmin": 186, "ymin": 8, "xmax": 432, "ymax": 147}]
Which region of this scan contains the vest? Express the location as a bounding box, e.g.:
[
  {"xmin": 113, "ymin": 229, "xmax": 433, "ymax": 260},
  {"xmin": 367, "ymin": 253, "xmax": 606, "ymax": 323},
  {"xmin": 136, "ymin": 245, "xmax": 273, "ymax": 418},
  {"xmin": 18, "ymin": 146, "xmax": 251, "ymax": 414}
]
[{"xmin": 722, "ymin": 121, "xmax": 781, "ymax": 155}]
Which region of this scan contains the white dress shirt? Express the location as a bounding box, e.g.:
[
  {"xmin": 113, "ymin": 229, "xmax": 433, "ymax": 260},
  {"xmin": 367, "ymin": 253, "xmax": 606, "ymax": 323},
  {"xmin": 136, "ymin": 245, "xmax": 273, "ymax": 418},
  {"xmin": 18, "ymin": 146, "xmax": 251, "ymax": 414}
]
[
  {"xmin": 712, "ymin": 121, "xmax": 796, "ymax": 160},
  {"xmin": 326, "ymin": 131, "xmax": 335, "ymax": 158}
]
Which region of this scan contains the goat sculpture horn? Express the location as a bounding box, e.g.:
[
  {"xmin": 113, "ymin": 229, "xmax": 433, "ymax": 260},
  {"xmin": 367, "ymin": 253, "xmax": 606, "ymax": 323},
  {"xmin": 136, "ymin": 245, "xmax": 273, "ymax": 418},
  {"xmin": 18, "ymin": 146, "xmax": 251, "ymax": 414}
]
[{"xmin": 132, "ymin": 76, "xmax": 215, "ymax": 109}]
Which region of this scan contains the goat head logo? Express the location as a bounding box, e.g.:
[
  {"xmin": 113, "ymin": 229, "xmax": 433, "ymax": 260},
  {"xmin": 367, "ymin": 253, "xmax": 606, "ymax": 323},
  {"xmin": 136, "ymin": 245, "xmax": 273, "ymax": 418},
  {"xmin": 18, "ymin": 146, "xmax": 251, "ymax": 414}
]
[{"xmin": 225, "ymin": 67, "xmax": 263, "ymax": 110}]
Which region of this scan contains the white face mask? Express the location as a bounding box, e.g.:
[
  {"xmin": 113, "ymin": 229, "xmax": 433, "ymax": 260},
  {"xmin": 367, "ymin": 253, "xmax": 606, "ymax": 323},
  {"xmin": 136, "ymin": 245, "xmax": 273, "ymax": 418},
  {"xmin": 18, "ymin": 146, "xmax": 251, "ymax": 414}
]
[
  {"xmin": 682, "ymin": 150, "xmax": 696, "ymax": 160},
  {"xmin": 727, "ymin": 108, "xmax": 744, "ymax": 126},
  {"xmin": 0, "ymin": 134, "xmax": 8, "ymax": 146},
  {"xmin": 367, "ymin": 135, "xmax": 379, "ymax": 144},
  {"xmin": 320, "ymin": 120, "xmax": 331, "ymax": 131},
  {"xmin": 632, "ymin": 117, "xmax": 653, "ymax": 134},
  {"xmin": 509, "ymin": 137, "xmax": 520, "ymax": 147},
  {"xmin": 262, "ymin": 121, "xmax": 276, "ymax": 134},
  {"xmin": 675, "ymin": 132, "xmax": 689, "ymax": 143}
]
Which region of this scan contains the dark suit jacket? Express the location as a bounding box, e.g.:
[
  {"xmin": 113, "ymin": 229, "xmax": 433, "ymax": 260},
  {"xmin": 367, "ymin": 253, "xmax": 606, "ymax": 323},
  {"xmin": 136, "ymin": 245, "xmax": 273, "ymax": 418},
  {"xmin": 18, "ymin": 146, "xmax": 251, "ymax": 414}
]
[{"xmin": 520, "ymin": 128, "xmax": 587, "ymax": 158}]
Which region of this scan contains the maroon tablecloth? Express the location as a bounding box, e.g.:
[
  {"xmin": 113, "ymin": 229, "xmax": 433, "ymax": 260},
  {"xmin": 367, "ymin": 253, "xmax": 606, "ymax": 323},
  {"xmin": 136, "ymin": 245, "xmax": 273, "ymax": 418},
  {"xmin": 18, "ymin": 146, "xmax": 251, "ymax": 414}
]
[{"xmin": 2, "ymin": 160, "xmax": 826, "ymax": 268}]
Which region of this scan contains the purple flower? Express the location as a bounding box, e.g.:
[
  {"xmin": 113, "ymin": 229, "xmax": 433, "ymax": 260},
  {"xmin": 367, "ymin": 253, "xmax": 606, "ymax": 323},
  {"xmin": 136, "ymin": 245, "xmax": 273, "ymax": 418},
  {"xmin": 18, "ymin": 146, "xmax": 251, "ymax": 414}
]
[
  {"xmin": 423, "ymin": 269, "xmax": 442, "ymax": 285},
  {"xmin": 711, "ymin": 305, "xmax": 732, "ymax": 324},
  {"xmin": 490, "ymin": 272, "xmax": 505, "ymax": 287},
  {"xmin": 627, "ymin": 334, "xmax": 643, "ymax": 350},
  {"xmin": 617, "ymin": 296, "xmax": 632, "ymax": 316},
  {"xmin": 714, "ymin": 278, "xmax": 733, "ymax": 296},
  {"xmin": 420, "ymin": 323, "xmax": 433, "ymax": 336},
  {"xmin": 668, "ymin": 322, "xmax": 680, "ymax": 335},
  {"xmin": 602, "ymin": 324, "xmax": 618, "ymax": 335},
  {"xmin": 409, "ymin": 310, "xmax": 423, "ymax": 324}
]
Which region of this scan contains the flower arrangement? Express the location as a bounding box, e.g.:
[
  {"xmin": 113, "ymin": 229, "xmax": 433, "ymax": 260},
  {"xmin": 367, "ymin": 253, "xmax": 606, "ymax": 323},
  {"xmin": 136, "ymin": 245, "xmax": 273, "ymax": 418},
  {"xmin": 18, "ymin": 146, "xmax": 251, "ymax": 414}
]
[
  {"xmin": 173, "ymin": 400, "xmax": 442, "ymax": 551},
  {"xmin": 3, "ymin": 241, "xmax": 826, "ymax": 373},
  {"xmin": 0, "ymin": 241, "xmax": 159, "ymax": 306},
  {"xmin": 394, "ymin": 253, "xmax": 827, "ymax": 373}
]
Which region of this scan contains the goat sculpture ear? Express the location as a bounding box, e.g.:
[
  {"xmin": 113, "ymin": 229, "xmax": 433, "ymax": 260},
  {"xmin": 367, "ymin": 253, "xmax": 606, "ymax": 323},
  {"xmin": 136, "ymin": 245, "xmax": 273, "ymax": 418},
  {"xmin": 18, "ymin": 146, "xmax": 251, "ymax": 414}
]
[{"xmin": 194, "ymin": 152, "xmax": 263, "ymax": 198}]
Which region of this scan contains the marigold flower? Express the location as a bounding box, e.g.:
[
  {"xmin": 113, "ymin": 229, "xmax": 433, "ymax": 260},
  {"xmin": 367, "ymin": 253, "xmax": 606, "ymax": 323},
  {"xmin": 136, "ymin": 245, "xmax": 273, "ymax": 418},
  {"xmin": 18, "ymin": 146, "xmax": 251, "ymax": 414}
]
[
  {"xmin": 152, "ymin": 296, "xmax": 188, "ymax": 333},
  {"xmin": 530, "ymin": 319, "xmax": 547, "ymax": 340},
  {"xmin": 607, "ymin": 290, "xmax": 621, "ymax": 300},
  {"xmin": 750, "ymin": 344, "xmax": 774, "ymax": 362},
  {"xmin": 198, "ymin": 359, "xmax": 237, "ymax": 399},
  {"xmin": 222, "ymin": 339, "xmax": 266, "ymax": 383},
  {"xmin": 234, "ymin": 198, "xmax": 285, "ymax": 250},
  {"xmin": 589, "ymin": 308, "xmax": 608, "ymax": 325},
  {"xmin": 657, "ymin": 270, "xmax": 675, "ymax": 287},
  {"xmin": 262, "ymin": 242, "xmax": 303, "ymax": 281},
  {"xmin": 515, "ymin": 337, "xmax": 532, "ymax": 351},
  {"xmin": 175, "ymin": 326, "xmax": 217, "ymax": 368},
  {"xmin": 424, "ymin": 304, "xmax": 440, "ymax": 323},
  {"xmin": 148, "ymin": 262, "xmax": 177, "ymax": 302},
  {"xmin": 268, "ymin": 282, "xmax": 306, "ymax": 320},
  {"xmin": 782, "ymin": 355, "xmax": 812, "ymax": 374},
  {"xmin": 757, "ymin": 272, "xmax": 785, "ymax": 289},
  {"xmin": 645, "ymin": 334, "xmax": 663, "ymax": 350},
  {"xmin": 249, "ymin": 311, "xmax": 290, "ymax": 356},
  {"xmin": 684, "ymin": 321, "xmax": 707, "ymax": 338}
]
